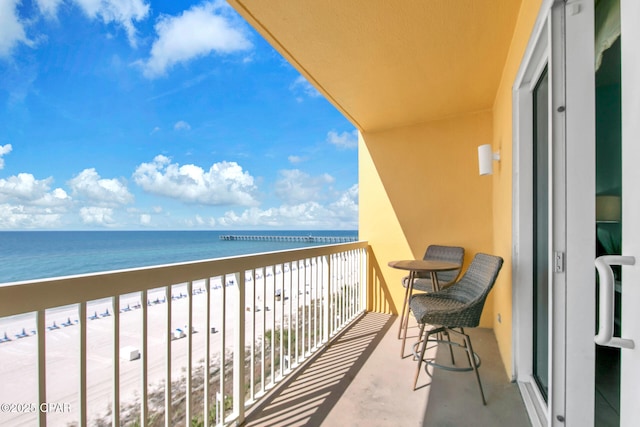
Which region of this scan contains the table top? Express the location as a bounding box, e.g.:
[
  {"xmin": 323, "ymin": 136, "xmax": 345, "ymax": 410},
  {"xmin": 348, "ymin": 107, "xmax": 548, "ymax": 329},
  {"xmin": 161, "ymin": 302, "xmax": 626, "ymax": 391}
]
[{"xmin": 388, "ymin": 259, "xmax": 461, "ymax": 272}]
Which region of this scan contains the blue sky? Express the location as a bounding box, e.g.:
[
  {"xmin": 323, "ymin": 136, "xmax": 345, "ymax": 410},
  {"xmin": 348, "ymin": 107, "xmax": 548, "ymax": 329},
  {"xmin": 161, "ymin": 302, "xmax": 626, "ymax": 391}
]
[{"xmin": 0, "ymin": 0, "xmax": 358, "ymax": 230}]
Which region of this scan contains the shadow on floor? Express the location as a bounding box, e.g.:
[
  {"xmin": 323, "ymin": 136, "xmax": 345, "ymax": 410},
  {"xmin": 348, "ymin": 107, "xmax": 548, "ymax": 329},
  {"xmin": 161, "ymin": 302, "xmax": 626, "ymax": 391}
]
[
  {"xmin": 418, "ymin": 327, "xmax": 531, "ymax": 427},
  {"xmin": 243, "ymin": 312, "xmax": 395, "ymax": 426},
  {"xmin": 243, "ymin": 313, "xmax": 530, "ymax": 427}
]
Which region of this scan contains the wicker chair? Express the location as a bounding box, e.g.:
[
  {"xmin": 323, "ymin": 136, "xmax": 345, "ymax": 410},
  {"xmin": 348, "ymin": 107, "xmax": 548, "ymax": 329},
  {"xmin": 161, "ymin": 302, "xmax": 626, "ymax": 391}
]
[
  {"xmin": 409, "ymin": 253, "xmax": 503, "ymax": 404},
  {"xmin": 398, "ymin": 245, "xmax": 465, "ymax": 342}
]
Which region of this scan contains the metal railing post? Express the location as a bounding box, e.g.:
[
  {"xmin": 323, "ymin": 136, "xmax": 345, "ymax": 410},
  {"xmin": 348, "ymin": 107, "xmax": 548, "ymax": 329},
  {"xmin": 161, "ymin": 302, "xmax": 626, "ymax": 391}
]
[
  {"xmin": 233, "ymin": 271, "xmax": 246, "ymax": 424},
  {"xmin": 186, "ymin": 281, "xmax": 193, "ymax": 426},
  {"xmin": 141, "ymin": 290, "xmax": 148, "ymax": 426},
  {"xmin": 204, "ymin": 279, "xmax": 211, "ymax": 427},
  {"xmin": 165, "ymin": 285, "xmax": 172, "ymax": 427},
  {"xmin": 37, "ymin": 309, "xmax": 47, "ymax": 427},
  {"xmin": 112, "ymin": 296, "xmax": 120, "ymax": 427},
  {"xmin": 79, "ymin": 302, "xmax": 87, "ymax": 427},
  {"xmin": 324, "ymin": 255, "xmax": 331, "ymax": 343}
]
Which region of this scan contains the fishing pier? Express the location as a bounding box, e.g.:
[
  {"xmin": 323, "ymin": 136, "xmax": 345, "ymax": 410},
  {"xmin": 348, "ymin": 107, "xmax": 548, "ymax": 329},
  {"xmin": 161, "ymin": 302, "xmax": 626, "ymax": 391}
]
[{"xmin": 219, "ymin": 234, "xmax": 357, "ymax": 243}]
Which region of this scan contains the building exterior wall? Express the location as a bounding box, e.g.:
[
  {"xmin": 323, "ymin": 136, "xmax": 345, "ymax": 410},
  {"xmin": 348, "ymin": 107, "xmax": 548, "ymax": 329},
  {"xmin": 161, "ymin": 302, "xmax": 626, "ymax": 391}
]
[
  {"xmin": 490, "ymin": 0, "xmax": 543, "ymax": 376},
  {"xmin": 359, "ymin": 111, "xmax": 494, "ymax": 325},
  {"xmin": 359, "ymin": 0, "xmax": 544, "ymax": 378}
]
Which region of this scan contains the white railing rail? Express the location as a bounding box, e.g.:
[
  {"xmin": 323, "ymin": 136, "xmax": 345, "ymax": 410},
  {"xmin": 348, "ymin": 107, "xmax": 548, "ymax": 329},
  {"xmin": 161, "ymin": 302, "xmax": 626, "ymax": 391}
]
[{"xmin": 0, "ymin": 241, "xmax": 368, "ymax": 427}]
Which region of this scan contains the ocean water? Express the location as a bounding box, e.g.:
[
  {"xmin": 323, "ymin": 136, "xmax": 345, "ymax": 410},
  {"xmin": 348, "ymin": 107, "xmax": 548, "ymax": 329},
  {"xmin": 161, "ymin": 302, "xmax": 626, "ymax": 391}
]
[{"xmin": 0, "ymin": 230, "xmax": 358, "ymax": 284}]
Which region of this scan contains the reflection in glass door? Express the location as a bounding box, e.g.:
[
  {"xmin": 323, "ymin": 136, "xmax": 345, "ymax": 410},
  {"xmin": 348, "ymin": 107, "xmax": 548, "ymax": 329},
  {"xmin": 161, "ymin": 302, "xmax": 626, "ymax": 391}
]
[
  {"xmin": 594, "ymin": 34, "xmax": 621, "ymax": 426},
  {"xmin": 533, "ymin": 66, "xmax": 549, "ymax": 400},
  {"xmin": 594, "ymin": 0, "xmax": 621, "ymax": 424}
]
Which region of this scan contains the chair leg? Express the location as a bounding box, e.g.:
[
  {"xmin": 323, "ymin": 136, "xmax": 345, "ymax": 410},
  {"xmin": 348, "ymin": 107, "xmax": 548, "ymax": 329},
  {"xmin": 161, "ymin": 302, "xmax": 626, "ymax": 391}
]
[
  {"xmin": 413, "ymin": 323, "xmax": 426, "ymax": 361},
  {"xmin": 400, "ymin": 282, "xmax": 416, "ymax": 358},
  {"xmin": 441, "ymin": 328, "xmax": 455, "ymax": 365},
  {"xmin": 462, "ymin": 332, "xmax": 486, "ymax": 405},
  {"xmin": 413, "ymin": 323, "xmax": 428, "ymax": 390},
  {"xmin": 398, "ymin": 280, "xmax": 409, "ymax": 339},
  {"xmin": 400, "ymin": 308, "xmax": 412, "ymax": 358},
  {"xmin": 398, "ymin": 273, "xmax": 413, "ymax": 340}
]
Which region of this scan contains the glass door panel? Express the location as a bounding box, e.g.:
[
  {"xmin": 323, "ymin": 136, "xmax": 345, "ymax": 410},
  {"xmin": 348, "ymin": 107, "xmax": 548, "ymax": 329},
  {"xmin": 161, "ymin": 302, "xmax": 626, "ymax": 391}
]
[
  {"xmin": 595, "ymin": 27, "xmax": 621, "ymax": 427},
  {"xmin": 533, "ymin": 66, "xmax": 549, "ymax": 400},
  {"xmin": 595, "ymin": 0, "xmax": 640, "ymax": 425}
]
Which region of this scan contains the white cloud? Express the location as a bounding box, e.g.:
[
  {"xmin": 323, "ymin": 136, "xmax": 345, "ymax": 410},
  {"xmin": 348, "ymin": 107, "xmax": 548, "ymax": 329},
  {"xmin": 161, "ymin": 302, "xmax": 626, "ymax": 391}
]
[
  {"xmin": 0, "ymin": 172, "xmax": 72, "ymax": 229},
  {"xmin": 133, "ymin": 155, "xmax": 259, "ymax": 206},
  {"xmin": 182, "ymin": 214, "xmax": 215, "ymax": 228},
  {"xmin": 213, "ymin": 170, "xmax": 355, "ymax": 228},
  {"xmin": 0, "ymin": 144, "xmax": 12, "ymax": 169},
  {"xmin": 33, "ymin": 187, "xmax": 72, "ymax": 207},
  {"xmin": 141, "ymin": 1, "xmax": 252, "ymax": 78},
  {"xmin": 34, "ymin": 0, "xmax": 149, "ymax": 47},
  {"xmin": 36, "ymin": 0, "xmax": 65, "ymax": 18},
  {"xmin": 140, "ymin": 213, "xmax": 151, "ymax": 225},
  {"xmin": 217, "ymin": 206, "xmax": 284, "ymax": 227},
  {"xmin": 328, "ymin": 184, "xmax": 359, "ymax": 220},
  {"xmin": 274, "ymin": 169, "xmax": 334, "ymax": 204},
  {"xmin": 0, "ymin": 173, "xmax": 70, "ymax": 205},
  {"xmin": 2, "ymin": 0, "xmax": 149, "ymax": 59},
  {"xmin": 68, "ymin": 168, "xmax": 134, "ymax": 206},
  {"xmin": 289, "ymin": 76, "xmax": 321, "ymax": 100},
  {"xmin": 174, "ymin": 120, "xmax": 191, "ymax": 131},
  {"xmin": 79, "ymin": 206, "xmax": 115, "ymax": 226},
  {"xmin": 0, "ymin": 204, "xmax": 64, "ymax": 229},
  {"xmin": 0, "ymin": 0, "xmax": 33, "ymax": 59},
  {"xmin": 73, "ymin": 0, "xmax": 149, "ymax": 47},
  {"xmin": 288, "ymin": 155, "xmax": 305, "ymax": 164},
  {"xmin": 327, "ymin": 130, "xmax": 358, "ymax": 149},
  {"xmin": 216, "ymin": 185, "xmax": 358, "ymax": 229}
]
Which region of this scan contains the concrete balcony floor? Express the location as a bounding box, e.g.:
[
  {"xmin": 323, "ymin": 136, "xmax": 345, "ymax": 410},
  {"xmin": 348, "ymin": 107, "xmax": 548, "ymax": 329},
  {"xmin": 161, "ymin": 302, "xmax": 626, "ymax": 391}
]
[{"xmin": 244, "ymin": 312, "xmax": 531, "ymax": 427}]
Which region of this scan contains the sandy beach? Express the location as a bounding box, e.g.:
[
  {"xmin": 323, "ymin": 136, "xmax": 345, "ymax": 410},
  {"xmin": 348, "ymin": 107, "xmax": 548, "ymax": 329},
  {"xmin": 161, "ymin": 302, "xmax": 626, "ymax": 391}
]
[{"xmin": 0, "ymin": 266, "xmax": 313, "ymax": 426}]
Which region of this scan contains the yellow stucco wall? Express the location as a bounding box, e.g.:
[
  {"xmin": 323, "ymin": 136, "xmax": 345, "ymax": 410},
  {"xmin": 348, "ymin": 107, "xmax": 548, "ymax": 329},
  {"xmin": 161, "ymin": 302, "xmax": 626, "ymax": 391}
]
[
  {"xmin": 359, "ymin": 111, "xmax": 494, "ymax": 326},
  {"xmin": 490, "ymin": 0, "xmax": 542, "ymax": 377},
  {"xmin": 360, "ymin": 0, "xmax": 543, "ymax": 377}
]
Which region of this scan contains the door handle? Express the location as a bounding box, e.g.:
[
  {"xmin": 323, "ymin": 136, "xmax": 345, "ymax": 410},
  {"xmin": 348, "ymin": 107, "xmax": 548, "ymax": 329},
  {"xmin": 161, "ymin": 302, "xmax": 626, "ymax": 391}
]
[{"xmin": 594, "ymin": 255, "xmax": 635, "ymax": 349}]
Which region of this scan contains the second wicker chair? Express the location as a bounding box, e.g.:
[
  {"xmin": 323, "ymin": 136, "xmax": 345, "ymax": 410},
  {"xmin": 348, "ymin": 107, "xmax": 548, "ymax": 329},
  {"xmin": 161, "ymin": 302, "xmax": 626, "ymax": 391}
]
[
  {"xmin": 398, "ymin": 245, "xmax": 464, "ymax": 342},
  {"xmin": 409, "ymin": 253, "xmax": 503, "ymax": 404}
]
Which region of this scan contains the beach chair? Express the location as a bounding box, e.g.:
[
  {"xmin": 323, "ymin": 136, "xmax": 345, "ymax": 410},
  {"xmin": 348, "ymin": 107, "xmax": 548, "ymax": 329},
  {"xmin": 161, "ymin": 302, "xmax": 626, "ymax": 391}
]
[{"xmin": 47, "ymin": 321, "xmax": 59, "ymax": 331}]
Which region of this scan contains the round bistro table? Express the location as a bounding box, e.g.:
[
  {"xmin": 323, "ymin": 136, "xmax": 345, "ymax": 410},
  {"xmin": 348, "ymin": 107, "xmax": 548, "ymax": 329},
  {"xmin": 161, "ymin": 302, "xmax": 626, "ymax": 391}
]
[{"xmin": 388, "ymin": 259, "xmax": 461, "ymax": 358}]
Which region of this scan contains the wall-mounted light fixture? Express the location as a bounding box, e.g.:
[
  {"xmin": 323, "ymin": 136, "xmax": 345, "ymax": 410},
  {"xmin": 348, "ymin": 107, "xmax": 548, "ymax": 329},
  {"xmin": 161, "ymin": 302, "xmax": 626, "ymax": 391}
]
[{"xmin": 478, "ymin": 144, "xmax": 500, "ymax": 176}]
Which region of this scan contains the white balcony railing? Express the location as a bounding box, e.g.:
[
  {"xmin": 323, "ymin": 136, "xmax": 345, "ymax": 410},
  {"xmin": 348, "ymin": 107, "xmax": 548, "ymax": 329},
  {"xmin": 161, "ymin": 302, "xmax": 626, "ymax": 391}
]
[{"xmin": 0, "ymin": 241, "xmax": 368, "ymax": 427}]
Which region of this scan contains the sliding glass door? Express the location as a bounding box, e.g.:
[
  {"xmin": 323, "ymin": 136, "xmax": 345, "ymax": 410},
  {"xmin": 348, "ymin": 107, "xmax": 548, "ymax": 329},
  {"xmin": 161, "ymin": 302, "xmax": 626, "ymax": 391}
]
[
  {"xmin": 595, "ymin": 1, "xmax": 640, "ymax": 424},
  {"xmin": 514, "ymin": 2, "xmax": 596, "ymax": 425},
  {"xmin": 533, "ymin": 66, "xmax": 549, "ymax": 401}
]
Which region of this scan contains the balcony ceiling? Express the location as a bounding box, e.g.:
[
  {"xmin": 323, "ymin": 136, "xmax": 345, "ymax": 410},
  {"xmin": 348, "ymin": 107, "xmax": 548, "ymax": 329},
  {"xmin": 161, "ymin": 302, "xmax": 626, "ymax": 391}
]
[{"xmin": 228, "ymin": 0, "xmax": 523, "ymax": 132}]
